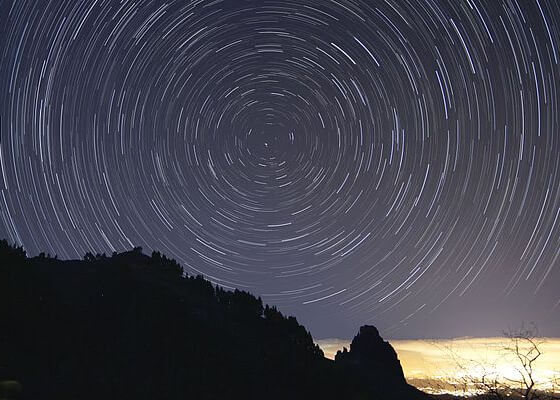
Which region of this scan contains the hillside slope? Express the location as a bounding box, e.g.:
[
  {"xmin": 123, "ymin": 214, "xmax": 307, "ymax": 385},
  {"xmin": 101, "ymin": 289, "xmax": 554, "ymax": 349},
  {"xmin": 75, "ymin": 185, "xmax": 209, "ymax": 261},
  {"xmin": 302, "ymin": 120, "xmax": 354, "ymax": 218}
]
[{"xmin": 0, "ymin": 240, "xmax": 428, "ymax": 400}]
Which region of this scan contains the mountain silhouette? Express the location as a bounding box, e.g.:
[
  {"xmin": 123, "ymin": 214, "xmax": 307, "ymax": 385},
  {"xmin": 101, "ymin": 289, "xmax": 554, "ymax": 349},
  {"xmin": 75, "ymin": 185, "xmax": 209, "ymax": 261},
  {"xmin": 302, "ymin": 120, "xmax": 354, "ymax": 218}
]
[
  {"xmin": 335, "ymin": 325, "xmax": 427, "ymax": 398},
  {"xmin": 0, "ymin": 240, "xmax": 428, "ymax": 400}
]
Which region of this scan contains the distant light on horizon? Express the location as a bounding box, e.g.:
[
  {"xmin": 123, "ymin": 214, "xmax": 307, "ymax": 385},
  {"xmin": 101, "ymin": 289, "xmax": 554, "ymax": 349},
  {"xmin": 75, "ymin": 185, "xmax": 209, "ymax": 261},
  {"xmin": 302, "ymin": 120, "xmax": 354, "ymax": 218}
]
[{"xmin": 316, "ymin": 337, "xmax": 560, "ymax": 395}]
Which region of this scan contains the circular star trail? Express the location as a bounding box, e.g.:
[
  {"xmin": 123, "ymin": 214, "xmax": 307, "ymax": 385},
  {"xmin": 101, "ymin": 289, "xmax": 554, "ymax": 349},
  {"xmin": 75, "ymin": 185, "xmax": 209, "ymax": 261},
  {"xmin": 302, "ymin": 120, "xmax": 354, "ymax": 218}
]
[{"xmin": 1, "ymin": 0, "xmax": 559, "ymax": 337}]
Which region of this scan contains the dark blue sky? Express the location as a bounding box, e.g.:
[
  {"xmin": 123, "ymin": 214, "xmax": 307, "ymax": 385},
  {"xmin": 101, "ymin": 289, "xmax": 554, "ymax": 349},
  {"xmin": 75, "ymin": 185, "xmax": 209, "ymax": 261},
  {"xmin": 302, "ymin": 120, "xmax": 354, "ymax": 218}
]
[{"xmin": 1, "ymin": 0, "xmax": 559, "ymax": 340}]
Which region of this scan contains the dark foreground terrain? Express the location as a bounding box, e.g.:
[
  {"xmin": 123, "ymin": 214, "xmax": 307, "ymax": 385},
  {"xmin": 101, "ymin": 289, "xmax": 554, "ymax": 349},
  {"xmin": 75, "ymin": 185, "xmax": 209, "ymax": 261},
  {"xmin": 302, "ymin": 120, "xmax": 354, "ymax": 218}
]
[{"xmin": 0, "ymin": 240, "xmax": 428, "ymax": 400}]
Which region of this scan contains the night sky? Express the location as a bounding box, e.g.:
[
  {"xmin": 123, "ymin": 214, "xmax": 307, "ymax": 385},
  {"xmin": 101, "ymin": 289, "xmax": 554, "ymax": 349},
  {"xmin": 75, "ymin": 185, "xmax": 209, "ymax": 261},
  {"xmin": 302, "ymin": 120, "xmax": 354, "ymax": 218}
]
[{"xmin": 1, "ymin": 0, "xmax": 559, "ymax": 340}]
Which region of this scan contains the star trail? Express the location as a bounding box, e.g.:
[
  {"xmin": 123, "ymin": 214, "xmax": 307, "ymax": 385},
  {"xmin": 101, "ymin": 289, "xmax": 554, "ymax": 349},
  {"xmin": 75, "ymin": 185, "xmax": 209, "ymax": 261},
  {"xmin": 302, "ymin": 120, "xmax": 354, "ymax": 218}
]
[{"xmin": 1, "ymin": 0, "xmax": 559, "ymax": 339}]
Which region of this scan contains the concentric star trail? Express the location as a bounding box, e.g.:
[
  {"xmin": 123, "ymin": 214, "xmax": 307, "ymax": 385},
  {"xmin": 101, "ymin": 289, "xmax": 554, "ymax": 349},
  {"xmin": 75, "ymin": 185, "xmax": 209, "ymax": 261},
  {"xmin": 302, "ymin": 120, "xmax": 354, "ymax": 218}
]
[{"xmin": 1, "ymin": 0, "xmax": 559, "ymax": 338}]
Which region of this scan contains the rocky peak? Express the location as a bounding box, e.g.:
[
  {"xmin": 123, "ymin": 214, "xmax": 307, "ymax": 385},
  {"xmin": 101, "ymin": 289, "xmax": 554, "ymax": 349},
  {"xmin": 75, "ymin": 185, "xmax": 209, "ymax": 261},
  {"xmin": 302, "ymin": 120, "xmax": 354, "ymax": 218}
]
[{"xmin": 335, "ymin": 325, "xmax": 406, "ymax": 385}]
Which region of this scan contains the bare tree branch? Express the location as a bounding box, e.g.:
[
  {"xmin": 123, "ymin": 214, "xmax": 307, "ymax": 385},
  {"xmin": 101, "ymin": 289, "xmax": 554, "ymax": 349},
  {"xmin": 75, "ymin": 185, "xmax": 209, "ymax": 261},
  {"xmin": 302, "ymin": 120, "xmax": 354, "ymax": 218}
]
[{"xmin": 442, "ymin": 323, "xmax": 559, "ymax": 400}]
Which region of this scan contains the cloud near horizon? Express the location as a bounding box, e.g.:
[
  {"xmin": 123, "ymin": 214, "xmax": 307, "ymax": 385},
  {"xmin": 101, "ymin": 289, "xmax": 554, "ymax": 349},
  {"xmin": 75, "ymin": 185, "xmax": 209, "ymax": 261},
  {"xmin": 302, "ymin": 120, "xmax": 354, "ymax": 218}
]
[{"xmin": 316, "ymin": 337, "xmax": 560, "ymax": 395}]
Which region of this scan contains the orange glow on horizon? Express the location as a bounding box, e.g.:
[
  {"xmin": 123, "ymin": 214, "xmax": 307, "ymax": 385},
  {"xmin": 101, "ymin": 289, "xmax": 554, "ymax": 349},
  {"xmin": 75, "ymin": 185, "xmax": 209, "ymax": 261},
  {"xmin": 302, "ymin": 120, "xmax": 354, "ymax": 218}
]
[{"xmin": 316, "ymin": 337, "xmax": 560, "ymax": 395}]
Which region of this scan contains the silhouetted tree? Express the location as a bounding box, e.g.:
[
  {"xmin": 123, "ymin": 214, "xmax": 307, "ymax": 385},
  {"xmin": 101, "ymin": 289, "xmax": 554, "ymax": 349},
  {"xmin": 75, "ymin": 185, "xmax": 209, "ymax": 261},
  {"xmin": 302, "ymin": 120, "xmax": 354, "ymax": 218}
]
[
  {"xmin": 501, "ymin": 324, "xmax": 559, "ymax": 400},
  {"xmin": 0, "ymin": 240, "xmax": 26, "ymax": 260},
  {"xmin": 442, "ymin": 324, "xmax": 560, "ymax": 400}
]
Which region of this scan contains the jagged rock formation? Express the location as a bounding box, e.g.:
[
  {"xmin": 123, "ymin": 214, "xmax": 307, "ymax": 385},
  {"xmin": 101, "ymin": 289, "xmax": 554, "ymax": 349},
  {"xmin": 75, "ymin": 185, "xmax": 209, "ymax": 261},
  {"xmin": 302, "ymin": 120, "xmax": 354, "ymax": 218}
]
[
  {"xmin": 335, "ymin": 325, "xmax": 406, "ymax": 384},
  {"xmin": 334, "ymin": 325, "xmax": 428, "ymax": 399}
]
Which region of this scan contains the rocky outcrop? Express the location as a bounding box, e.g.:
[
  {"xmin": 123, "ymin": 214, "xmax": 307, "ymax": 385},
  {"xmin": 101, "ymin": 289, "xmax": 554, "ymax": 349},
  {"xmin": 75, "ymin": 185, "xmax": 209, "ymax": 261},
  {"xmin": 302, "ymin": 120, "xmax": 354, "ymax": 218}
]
[
  {"xmin": 335, "ymin": 325, "xmax": 406, "ymax": 384},
  {"xmin": 335, "ymin": 325, "xmax": 428, "ymax": 399}
]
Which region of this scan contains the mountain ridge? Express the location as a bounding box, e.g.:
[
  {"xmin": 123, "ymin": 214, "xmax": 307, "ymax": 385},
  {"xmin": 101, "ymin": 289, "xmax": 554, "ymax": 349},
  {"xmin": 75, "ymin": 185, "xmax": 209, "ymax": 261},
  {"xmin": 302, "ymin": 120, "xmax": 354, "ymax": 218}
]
[{"xmin": 0, "ymin": 239, "xmax": 428, "ymax": 400}]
